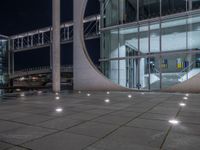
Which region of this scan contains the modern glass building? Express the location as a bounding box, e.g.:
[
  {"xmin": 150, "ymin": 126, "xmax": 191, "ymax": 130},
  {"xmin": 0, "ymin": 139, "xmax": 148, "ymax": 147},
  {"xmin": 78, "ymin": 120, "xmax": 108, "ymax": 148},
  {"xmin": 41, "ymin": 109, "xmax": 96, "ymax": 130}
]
[
  {"xmin": 0, "ymin": 35, "xmax": 8, "ymax": 87},
  {"xmin": 100, "ymin": 0, "xmax": 200, "ymax": 90}
]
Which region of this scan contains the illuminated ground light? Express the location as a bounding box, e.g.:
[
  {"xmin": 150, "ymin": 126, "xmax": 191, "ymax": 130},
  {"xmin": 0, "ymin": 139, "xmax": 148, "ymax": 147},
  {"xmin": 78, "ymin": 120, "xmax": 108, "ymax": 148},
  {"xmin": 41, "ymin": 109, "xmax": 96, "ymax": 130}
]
[
  {"xmin": 20, "ymin": 93, "xmax": 25, "ymax": 97},
  {"xmin": 185, "ymin": 93, "xmax": 190, "ymax": 97},
  {"xmin": 38, "ymin": 91, "xmax": 42, "ymax": 94},
  {"xmin": 179, "ymin": 102, "xmax": 186, "ymax": 107},
  {"xmin": 169, "ymin": 119, "xmax": 179, "ymax": 125},
  {"xmin": 104, "ymin": 99, "xmax": 110, "ymax": 103},
  {"xmin": 55, "ymin": 93, "xmax": 59, "ymax": 96},
  {"xmin": 78, "ymin": 91, "xmax": 81, "ymax": 94},
  {"xmin": 141, "ymin": 92, "xmax": 145, "ymax": 95},
  {"xmin": 55, "ymin": 108, "xmax": 63, "ymax": 113},
  {"xmin": 106, "ymin": 91, "xmax": 110, "ymax": 95},
  {"xmin": 55, "ymin": 96, "xmax": 60, "ymax": 100},
  {"xmin": 16, "ymin": 89, "xmax": 21, "ymax": 92},
  {"xmin": 128, "ymin": 95, "xmax": 132, "ymax": 98},
  {"xmin": 87, "ymin": 93, "xmax": 91, "ymax": 97},
  {"xmin": 183, "ymin": 97, "xmax": 188, "ymax": 100}
]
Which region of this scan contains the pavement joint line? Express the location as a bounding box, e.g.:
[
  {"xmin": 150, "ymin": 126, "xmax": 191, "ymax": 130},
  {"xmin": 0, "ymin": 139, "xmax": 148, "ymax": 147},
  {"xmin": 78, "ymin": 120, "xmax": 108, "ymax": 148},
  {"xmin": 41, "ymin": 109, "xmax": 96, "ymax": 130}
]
[
  {"xmin": 82, "ymin": 95, "xmax": 173, "ymax": 150},
  {"xmin": 0, "ymin": 140, "xmax": 32, "ymax": 150},
  {"xmin": 19, "ymin": 99, "xmax": 146, "ymax": 146},
  {"xmin": 0, "ymin": 93, "xmax": 181, "ymax": 149},
  {"xmin": 159, "ymin": 106, "xmax": 183, "ymax": 149}
]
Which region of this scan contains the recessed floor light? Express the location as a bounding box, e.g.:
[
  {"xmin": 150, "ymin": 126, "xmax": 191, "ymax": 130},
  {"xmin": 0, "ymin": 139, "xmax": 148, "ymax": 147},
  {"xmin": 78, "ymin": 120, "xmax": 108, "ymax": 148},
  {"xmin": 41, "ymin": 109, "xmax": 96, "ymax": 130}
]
[
  {"xmin": 55, "ymin": 96, "xmax": 60, "ymax": 100},
  {"xmin": 38, "ymin": 91, "xmax": 42, "ymax": 94},
  {"xmin": 20, "ymin": 93, "xmax": 25, "ymax": 97},
  {"xmin": 179, "ymin": 102, "xmax": 186, "ymax": 107},
  {"xmin": 105, "ymin": 99, "xmax": 110, "ymax": 103},
  {"xmin": 87, "ymin": 93, "xmax": 91, "ymax": 97},
  {"xmin": 55, "ymin": 93, "xmax": 59, "ymax": 96},
  {"xmin": 55, "ymin": 108, "xmax": 63, "ymax": 113},
  {"xmin": 169, "ymin": 119, "xmax": 179, "ymax": 125},
  {"xmin": 141, "ymin": 92, "xmax": 145, "ymax": 95},
  {"xmin": 16, "ymin": 89, "xmax": 21, "ymax": 92},
  {"xmin": 185, "ymin": 93, "xmax": 189, "ymax": 97},
  {"xmin": 78, "ymin": 91, "xmax": 81, "ymax": 94},
  {"xmin": 106, "ymin": 91, "xmax": 110, "ymax": 95},
  {"xmin": 183, "ymin": 97, "xmax": 188, "ymax": 100},
  {"xmin": 128, "ymin": 95, "xmax": 132, "ymax": 98}
]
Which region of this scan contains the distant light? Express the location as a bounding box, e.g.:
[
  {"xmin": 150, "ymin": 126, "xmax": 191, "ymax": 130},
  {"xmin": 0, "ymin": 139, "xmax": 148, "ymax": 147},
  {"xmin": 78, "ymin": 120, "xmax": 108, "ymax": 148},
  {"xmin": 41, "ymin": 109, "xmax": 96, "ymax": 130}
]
[
  {"xmin": 55, "ymin": 96, "xmax": 60, "ymax": 100},
  {"xmin": 55, "ymin": 108, "xmax": 63, "ymax": 113},
  {"xmin": 20, "ymin": 93, "xmax": 25, "ymax": 97},
  {"xmin": 128, "ymin": 95, "xmax": 132, "ymax": 98},
  {"xmin": 179, "ymin": 103, "xmax": 186, "ymax": 107},
  {"xmin": 183, "ymin": 97, "xmax": 188, "ymax": 100},
  {"xmin": 16, "ymin": 89, "xmax": 21, "ymax": 92},
  {"xmin": 87, "ymin": 93, "xmax": 91, "ymax": 97},
  {"xmin": 38, "ymin": 91, "xmax": 42, "ymax": 94},
  {"xmin": 169, "ymin": 119, "xmax": 179, "ymax": 125},
  {"xmin": 19, "ymin": 77, "xmax": 25, "ymax": 81},
  {"xmin": 55, "ymin": 93, "xmax": 59, "ymax": 96},
  {"xmin": 185, "ymin": 93, "xmax": 189, "ymax": 97},
  {"xmin": 105, "ymin": 99, "xmax": 110, "ymax": 103},
  {"xmin": 106, "ymin": 91, "xmax": 110, "ymax": 95}
]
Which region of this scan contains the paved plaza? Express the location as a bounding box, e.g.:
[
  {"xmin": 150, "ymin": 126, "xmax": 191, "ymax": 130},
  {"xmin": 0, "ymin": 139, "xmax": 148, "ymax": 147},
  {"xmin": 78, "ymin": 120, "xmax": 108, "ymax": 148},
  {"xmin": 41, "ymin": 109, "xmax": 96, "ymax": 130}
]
[{"xmin": 0, "ymin": 91, "xmax": 200, "ymax": 150}]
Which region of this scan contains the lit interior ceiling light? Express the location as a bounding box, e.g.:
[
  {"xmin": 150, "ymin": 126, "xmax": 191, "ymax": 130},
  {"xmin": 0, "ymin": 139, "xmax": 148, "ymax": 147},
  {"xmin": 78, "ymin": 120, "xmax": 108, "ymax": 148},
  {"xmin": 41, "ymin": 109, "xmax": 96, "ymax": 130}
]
[
  {"xmin": 55, "ymin": 108, "xmax": 63, "ymax": 113},
  {"xmin": 169, "ymin": 119, "xmax": 179, "ymax": 125},
  {"xmin": 55, "ymin": 96, "xmax": 60, "ymax": 100},
  {"xmin": 179, "ymin": 102, "xmax": 186, "ymax": 107},
  {"xmin": 105, "ymin": 99, "xmax": 110, "ymax": 103},
  {"xmin": 128, "ymin": 95, "xmax": 132, "ymax": 98},
  {"xmin": 87, "ymin": 93, "xmax": 91, "ymax": 97},
  {"xmin": 106, "ymin": 91, "xmax": 110, "ymax": 95},
  {"xmin": 183, "ymin": 97, "xmax": 188, "ymax": 100}
]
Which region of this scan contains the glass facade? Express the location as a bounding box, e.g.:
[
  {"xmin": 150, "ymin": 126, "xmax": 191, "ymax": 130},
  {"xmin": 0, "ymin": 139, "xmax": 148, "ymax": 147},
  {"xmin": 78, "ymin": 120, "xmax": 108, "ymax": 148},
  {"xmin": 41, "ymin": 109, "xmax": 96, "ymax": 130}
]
[
  {"xmin": 102, "ymin": 0, "xmax": 200, "ymax": 27},
  {"xmin": 0, "ymin": 36, "xmax": 8, "ymax": 87},
  {"xmin": 100, "ymin": 0, "xmax": 200, "ymax": 90}
]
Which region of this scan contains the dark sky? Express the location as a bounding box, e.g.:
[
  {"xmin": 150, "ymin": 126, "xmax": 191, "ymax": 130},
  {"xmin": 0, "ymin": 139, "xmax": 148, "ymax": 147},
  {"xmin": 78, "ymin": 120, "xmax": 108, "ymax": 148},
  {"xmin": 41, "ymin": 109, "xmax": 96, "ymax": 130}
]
[{"xmin": 0, "ymin": 0, "xmax": 100, "ymax": 70}]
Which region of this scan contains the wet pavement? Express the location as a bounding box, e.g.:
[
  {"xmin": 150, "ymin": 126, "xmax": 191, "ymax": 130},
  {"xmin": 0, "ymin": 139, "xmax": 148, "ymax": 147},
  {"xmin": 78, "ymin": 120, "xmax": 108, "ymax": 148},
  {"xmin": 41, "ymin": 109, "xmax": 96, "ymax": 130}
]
[{"xmin": 0, "ymin": 91, "xmax": 199, "ymax": 150}]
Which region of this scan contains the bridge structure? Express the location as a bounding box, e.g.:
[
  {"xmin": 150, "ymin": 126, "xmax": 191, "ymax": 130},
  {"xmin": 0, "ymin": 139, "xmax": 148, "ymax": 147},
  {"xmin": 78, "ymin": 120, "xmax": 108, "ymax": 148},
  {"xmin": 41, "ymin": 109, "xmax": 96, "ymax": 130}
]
[{"xmin": 7, "ymin": 15, "xmax": 100, "ymax": 79}]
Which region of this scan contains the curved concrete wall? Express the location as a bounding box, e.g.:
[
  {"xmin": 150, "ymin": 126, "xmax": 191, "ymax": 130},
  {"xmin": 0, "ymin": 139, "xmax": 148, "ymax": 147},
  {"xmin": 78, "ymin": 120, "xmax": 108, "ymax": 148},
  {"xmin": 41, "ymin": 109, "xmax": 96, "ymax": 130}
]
[
  {"xmin": 164, "ymin": 73, "xmax": 200, "ymax": 93},
  {"xmin": 73, "ymin": 0, "xmax": 129, "ymax": 91}
]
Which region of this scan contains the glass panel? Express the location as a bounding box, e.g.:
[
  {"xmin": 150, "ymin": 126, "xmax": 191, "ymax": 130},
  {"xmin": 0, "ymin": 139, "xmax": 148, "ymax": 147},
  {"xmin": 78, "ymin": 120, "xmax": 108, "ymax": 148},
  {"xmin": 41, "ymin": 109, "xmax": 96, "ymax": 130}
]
[
  {"xmin": 139, "ymin": 57, "xmax": 149, "ymax": 89},
  {"xmin": 150, "ymin": 22, "xmax": 160, "ymax": 53},
  {"xmin": 188, "ymin": 15, "xmax": 200, "ymax": 51},
  {"xmin": 139, "ymin": 0, "xmax": 160, "ymax": 20},
  {"xmin": 105, "ymin": 0, "xmax": 119, "ymax": 27},
  {"xmin": 149, "ymin": 56, "xmax": 161, "ymax": 90},
  {"xmin": 126, "ymin": 58, "xmax": 137, "ymax": 88},
  {"xmin": 162, "ymin": 17, "xmax": 187, "ymax": 52},
  {"xmin": 162, "ymin": 0, "xmax": 186, "ymax": 16},
  {"xmin": 124, "ymin": 0, "xmax": 137, "ymax": 23},
  {"xmin": 192, "ymin": 0, "xmax": 200, "ymax": 10},
  {"xmin": 161, "ymin": 54, "xmax": 188, "ymax": 89},
  {"xmin": 119, "ymin": 59, "xmax": 126, "ymax": 86},
  {"xmin": 119, "ymin": 26, "xmax": 138, "ymax": 58},
  {"xmin": 103, "ymin": 29, "xmax": 119, "ymax": 59},
  {"xmin": 110, "ymin": 60, "xmax": 119, "ymax": 84},
  {"xmin": 140, "ymin": 25, "xmax": 149, "ymax": 55}
]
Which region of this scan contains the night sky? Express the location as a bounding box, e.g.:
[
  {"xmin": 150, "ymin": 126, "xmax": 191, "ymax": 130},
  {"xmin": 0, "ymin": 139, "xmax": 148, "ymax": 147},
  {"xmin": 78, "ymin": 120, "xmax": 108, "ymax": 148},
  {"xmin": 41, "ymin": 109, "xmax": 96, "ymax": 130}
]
[{"xmin": 0, "ymin": 0, "xmax": 100, "ymax": 70}]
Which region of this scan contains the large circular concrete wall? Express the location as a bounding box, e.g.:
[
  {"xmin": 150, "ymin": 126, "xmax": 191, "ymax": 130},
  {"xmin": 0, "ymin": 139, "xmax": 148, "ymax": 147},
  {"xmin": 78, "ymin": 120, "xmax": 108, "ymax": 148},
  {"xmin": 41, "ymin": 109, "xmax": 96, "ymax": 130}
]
[{"xmin": 73, "ymin": 0, "xmax": 129, "ymax": 91}]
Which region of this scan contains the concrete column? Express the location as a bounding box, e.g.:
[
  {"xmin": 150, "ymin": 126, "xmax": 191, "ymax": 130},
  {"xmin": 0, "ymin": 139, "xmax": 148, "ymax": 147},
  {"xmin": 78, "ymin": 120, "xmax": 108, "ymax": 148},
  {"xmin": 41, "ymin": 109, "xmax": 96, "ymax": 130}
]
[{"xmin": 52, "ymin": 0, "xmax": 61, "ymax": 92}]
